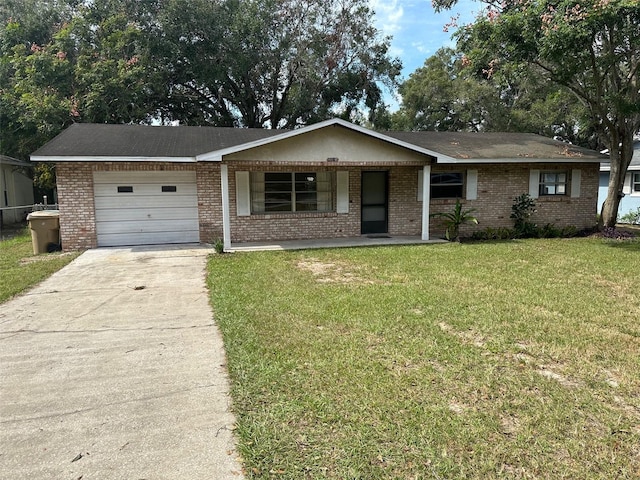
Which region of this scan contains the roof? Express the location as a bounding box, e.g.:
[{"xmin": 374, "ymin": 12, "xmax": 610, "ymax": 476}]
[
  {"xmin": 31, "ymin": 123, "xmax": 283, "ymax": 161},
  {"xmin": 31, "ymin": 119, "xmax": 606, "ymax": 164},
  {"xmin": 600, "ymin": 139, "xmax": 640, "ymax": 171},
  {"xmin": 1, "ymin": 155, "xmax": 32, "ymax": 168},
  {"xmin": 384, "ymin": 131, "xmax": 606, "ymax": 163}
]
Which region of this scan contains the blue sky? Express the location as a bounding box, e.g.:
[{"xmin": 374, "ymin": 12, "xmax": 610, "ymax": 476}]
[{"xmin": 369, "ymin": 0, "xmax": 482, "ymax": 107}]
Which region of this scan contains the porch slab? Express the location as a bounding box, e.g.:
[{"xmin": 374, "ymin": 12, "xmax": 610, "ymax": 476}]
[{"xmin": 226, "ymin": 235, "xmax": 447, "ymax": 252}]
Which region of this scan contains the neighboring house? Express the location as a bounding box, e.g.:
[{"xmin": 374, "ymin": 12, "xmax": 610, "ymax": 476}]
[
  {"xmin": 598, "ymin": 139, "xmax": 640, "ymax": 221},
  {"xmin": 31, "ymin": 119, "xmax": 605, "ymax": 251},
  {"xmin": 0, "ymin": 155, "xmax": 34, "ymax": 226}
]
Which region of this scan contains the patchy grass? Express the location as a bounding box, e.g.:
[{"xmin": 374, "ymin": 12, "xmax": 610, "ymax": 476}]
[
  {"xmin": 207, "ymin": 238, "xmax": 640, "ymax": 479},
  {"xmin": 0, "ymin": 229, "xmax": 79, "ymax": 303}
]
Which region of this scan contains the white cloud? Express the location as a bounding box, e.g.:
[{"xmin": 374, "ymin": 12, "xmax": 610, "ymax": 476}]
[{"xmin": 369, "ymin": 0, "xmax": 404, "ymax": 35}]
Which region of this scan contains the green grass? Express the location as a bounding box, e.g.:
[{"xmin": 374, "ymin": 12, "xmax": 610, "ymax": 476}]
[
  {"xmin": 0, "ymin": 229, "xmax": 79, "ymax": 303},
  {"xmin": 208, "ymin": 238, "xmax": 640, "ymax": 479}
]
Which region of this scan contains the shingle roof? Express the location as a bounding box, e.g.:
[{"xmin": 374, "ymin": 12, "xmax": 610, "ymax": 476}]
[
  {"xmin": 31, "ymin": 123, "xmax": 284, "ymax": 158},
  {"xmin": 1, "ymin": 155, "xmax": 32, "ymax": 167},
  {"xmin": 31, "ymin": 121, "xmax": 606, "ymax": 162},
  {"xmin": 383, "ymin": 131, "xmax": 605, "ymax": 161}
]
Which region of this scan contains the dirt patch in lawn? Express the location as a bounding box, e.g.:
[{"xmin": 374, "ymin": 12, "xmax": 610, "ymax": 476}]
[{"xmin": 296, "ymin": 259, "xmax": 380, "ymax": 285}]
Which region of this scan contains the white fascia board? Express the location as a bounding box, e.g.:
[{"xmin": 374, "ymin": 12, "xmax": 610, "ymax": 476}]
[
  {"xmin": 30, "ymin": 155, "xmax": 196, "ymax": 163},
  {"xmin": 600, "ymin": 163, "xmax": 639, "ymax": 172},
  {"xmin": 195, "ymin": 118, "xmax": 456, "ymax": 162},
  {"xmin": 437, "ymin": 157, "xmax": 605, "ymax": 165}
]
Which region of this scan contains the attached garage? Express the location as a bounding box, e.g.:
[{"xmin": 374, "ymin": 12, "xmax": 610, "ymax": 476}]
[{"xmin": 94, "ymin": 171, "xmax": 199, "ymax": 247}]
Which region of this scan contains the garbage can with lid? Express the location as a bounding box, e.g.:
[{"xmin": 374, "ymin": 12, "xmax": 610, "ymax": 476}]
[{"xmin": 27, "ymin": 210, "xmax": 61, "ymax": 254}]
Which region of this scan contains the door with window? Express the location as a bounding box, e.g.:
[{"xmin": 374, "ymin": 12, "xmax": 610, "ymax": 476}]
[{"xmin": 361, "ymin": 171, "xmax": 388, "ymax": 234}]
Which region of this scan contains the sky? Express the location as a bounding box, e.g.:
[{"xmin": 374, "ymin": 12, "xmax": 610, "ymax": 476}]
[{"xmin": 368, "ymin": 0, "xmax": 482, "ymax": 107}]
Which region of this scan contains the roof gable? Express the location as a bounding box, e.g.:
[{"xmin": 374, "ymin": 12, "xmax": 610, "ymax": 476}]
[
  {"xmin": 221, "ymin": 123, "xmax": 434, "ymax": 164},
  {"xmin": 196, "ymin": 119, "xmax": 452, "ymax": 161}
]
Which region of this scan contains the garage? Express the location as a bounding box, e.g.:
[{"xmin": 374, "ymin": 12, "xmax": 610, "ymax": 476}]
[{"xmin": 94, "ymin": 171, "xmax": 199, "ymax": 247}]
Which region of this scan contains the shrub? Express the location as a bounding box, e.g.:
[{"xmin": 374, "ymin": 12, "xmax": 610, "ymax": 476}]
[
  {"xmin": 214, "ymin": 238, "xmax": 225, "ymax": 254},
  {"xmin": 602, "ymin": 227, "xmax": 635, "ymax": 240},
  {"xmin": 537, "ymin": 223, "xmax": 562, "ymax": 238},
  {"xmin": 430, "ymin": 199, "xmax": 479, "ymax": 242},
  {"xmin": 619, "ymin": 207, "xmax": 640, "ymax": 225},
  {"xmin": 471, "ymin": 227, "xmax": 515, "ymax": 241},
  {"xmin": 510, "ymin": 193, "xmax": 537, "ymax": 237}
]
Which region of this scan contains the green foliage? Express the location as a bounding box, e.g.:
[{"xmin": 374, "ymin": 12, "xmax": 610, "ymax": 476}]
[
  {"xmin": 470, "ymin": 224, "xmax": 578, "ymax": 241},
  {"xmin": 393, "ymin": 47, "xmax": 594, "ymax": 146},
  {"xmin": 430, "ymin": 199, "xmax": 479, "ymax": 241},
  {"xmin": 510, "ymin": 193, "xmax": 537, "ymax": 237},
  {"xmin": 213, "ymin": 238, "xmax": 224, "ymax": 254},
  {"xmin": 436, "ymin": 0, "xmax": 640, "ymax": 227},
  {"xmin": 1, "ymin": 0, "xmax": 400, "ymax": 164},
  {"xmin": 150, "ymin": 0, "xmax": 401, "ymax": 128},
  {"xmin": 0, "ymin": 0, "xmax": 158, "ymax": 162},
  {"xmin": 470, "ymin": 227, "xmax": 515, "ymax": 241},
  {"xmin": 619, "ymin": 207, "xmax": 640, "ymax": 225}
]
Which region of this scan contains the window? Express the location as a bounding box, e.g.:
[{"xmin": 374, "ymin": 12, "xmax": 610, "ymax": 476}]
[
  {"xmin": 431, "ymin": 172, "xmax": 463, "ymax": 199},
  {"xmin": 633, "ymin": 172, "xmax": 640, "ymax": 193},
  {"xmin": 539, "ymin": 172, "xmax": 567, "ymax": 196},
  {"xmin": 250, "ymin": 172, "xmax": 333, "ymax": 213},
  {"xmin": 161, "ymin": 185, "xmax": 177, "ymax": 192},
  {"xmin": 117, "ymin": 186, "xmax": 133, "ymax": 193}
]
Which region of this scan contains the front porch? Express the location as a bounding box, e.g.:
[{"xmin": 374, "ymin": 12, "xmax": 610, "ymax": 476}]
[{"xmin": 226, "ymin": 234, "xmax": 446, "ymax": 252}]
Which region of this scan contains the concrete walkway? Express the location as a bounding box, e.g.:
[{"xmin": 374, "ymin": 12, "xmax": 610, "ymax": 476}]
[
  {"xmin": 0, "ymin": 246, "xmax": 244, "ymax": 479},
  {"xmin": 228, "ymin": 235, "xmax": 446, "ymax": 252}
]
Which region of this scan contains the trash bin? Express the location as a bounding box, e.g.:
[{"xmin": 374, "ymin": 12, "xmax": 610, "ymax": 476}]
[{"xmin": 27, "ymin": 210, "xmax": 61, "ymax": 254}]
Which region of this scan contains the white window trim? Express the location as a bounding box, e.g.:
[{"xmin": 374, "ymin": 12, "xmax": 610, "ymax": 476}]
[{"xmin": 632, "ymin": 172, "xmax": 640, "ymax": 196}]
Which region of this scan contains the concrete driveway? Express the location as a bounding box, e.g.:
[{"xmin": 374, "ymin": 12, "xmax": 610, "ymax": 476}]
[{"xmin": 0, "ymin": 246, "xmax": 244, "ymax": 479}]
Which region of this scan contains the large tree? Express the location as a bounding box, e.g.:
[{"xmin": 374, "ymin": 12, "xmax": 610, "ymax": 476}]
[
  {"xmin": 394, "ymin": 46, "xmax": 594, "ymax": 147},
  {"xmin": 1, "ymin": 0, "xmax": 157, "ymax": 160},
  {"xmin": 153, "ymin": 0, "xmax": 401, "ymax": 128},
  {"xmin": 433, "ymin": 0, "xmax": 640, "ymax": 227}
]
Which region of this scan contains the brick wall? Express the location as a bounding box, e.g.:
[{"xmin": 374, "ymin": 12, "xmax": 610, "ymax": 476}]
[
  {"xmin": 429, "ymin": 163, "xmax": 599, "ymax": 237},
  {"xmin": 56, "ymin": 163, "xmax": 97, "ymax": 250},
  {"xmin": 196, "ymin": 163, "xmax": 223, "ymax": 243},
  {"xmin": 57, "ymin": 160, "xmax": 599, "ymax": 249},
  {"xmin": 227, "ymin": 164, "xmax": 424, "ymax": 242}
]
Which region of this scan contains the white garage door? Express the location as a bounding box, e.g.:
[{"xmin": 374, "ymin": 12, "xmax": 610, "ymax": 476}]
[{"xmin": 94, "ymin": 171, "xmax": 199, "ymax": 247}]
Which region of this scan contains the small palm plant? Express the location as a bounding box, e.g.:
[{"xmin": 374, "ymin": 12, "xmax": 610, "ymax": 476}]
[{"xmin": 430, "ymin": 199, "xmax": 479, "ymax": 242}]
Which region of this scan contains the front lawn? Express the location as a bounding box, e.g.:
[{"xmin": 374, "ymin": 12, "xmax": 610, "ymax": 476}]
[
  {"xmin": 207, "ymin": 238, "xmax": 640, "ymax": 479},
  {"xmin": 0, "ymin": 229, "xmax": 79, "ymax": 303}
]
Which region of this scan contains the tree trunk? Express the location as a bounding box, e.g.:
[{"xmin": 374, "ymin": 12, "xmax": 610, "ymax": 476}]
[{"xmin": 599, "ymin": 128, "xmax": 634, "ymax": 228}]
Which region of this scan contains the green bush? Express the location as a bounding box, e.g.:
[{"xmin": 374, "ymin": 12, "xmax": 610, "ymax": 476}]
[
  {"xmin": 510, "ymin": 193, "xmax": 537, "ymax": 237},
  {"xmin": 471, "ymin": 227, "xmax": 515, "ymax": 241},
  {"xmin": 619, "ymin": 207, "xmax": 640, "ymax": 225},
  {"xmin": 470, "ymin": 224, "xmax": 579, "ymax": 241}
]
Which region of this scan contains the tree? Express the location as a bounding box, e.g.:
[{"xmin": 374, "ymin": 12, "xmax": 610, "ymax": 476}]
[
  {"xmin": 153, "ymin": 0, "xmax": 401, "ymax": 128},
  {"xmin": 1, "ymin": 0, "xmax": 164, "ymax": 188},
  {"xmin": 394, "ymin": 47, "xmax": 596, "ymax": 148},
  {"xmin": 432, "ymin": 0, "xmax": 640, "ymax": 227}
]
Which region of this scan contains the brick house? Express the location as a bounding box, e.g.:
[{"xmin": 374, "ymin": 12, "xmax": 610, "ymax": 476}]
[{"xmin": 31, "ymin": 118, "xmax": 605, "ymax": 251}]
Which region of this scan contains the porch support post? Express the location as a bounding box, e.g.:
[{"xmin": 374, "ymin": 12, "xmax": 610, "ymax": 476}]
[
  {"xmin": 220, "ymin": 163, "xmax": 231, "ymax": 251},
  {"xmin": 421, "ymin": 164, "xmax": 431, "ymax": 241}
]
